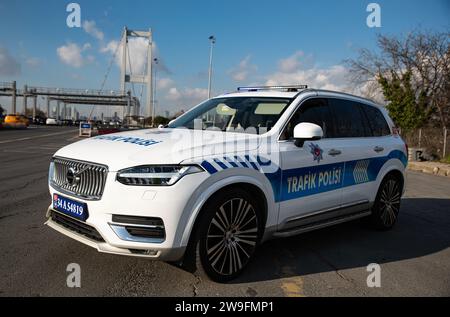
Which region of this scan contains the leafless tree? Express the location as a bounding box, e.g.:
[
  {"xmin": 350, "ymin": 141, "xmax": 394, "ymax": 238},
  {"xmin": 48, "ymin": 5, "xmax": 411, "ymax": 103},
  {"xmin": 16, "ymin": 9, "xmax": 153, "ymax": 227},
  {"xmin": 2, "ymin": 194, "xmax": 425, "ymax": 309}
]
[{"xmin": 346, "ymin": 30, "xmax": 450, "ymax": 132}]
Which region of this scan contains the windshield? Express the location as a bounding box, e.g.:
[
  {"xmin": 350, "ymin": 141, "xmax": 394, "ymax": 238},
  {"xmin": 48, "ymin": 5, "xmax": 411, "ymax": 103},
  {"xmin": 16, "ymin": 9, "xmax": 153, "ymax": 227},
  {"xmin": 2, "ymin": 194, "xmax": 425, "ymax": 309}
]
[{"xmin": 168, "ymin": 97, "xmax": 291, "ymax": 134}]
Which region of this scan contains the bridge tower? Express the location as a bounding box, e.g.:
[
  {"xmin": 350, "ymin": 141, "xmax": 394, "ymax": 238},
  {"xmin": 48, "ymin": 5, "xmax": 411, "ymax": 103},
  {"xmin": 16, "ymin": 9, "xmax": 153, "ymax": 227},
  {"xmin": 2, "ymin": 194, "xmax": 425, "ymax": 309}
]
[{"xmin": 120, "ymin": 27, "xmax": 153, "ymax": 117}]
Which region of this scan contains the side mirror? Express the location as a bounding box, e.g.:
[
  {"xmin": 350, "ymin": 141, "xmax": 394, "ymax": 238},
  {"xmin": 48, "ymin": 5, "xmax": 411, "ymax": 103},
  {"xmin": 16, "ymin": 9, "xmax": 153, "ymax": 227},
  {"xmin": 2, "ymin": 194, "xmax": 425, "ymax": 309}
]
[{"xmin": 293, "ymin": 122, "xmax": 323, "ymax": 147}]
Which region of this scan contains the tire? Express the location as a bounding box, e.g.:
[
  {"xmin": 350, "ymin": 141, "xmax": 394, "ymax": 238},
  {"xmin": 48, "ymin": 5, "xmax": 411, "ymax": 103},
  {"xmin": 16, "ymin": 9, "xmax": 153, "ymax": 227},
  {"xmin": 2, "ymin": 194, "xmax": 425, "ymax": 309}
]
[
  {"xmin": 189, "ymin": 187, "xmax": 264, "ymax": 283},
  {"xmin": 368, "ymin": 174, "xmax": 402, "ymax": 230}
]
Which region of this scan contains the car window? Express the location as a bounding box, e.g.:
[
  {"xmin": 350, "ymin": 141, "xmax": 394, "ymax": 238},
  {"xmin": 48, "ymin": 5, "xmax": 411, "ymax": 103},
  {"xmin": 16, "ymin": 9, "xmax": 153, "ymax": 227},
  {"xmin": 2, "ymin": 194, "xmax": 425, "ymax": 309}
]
[
  {"xmin": 168, "ymin": 97, "xmax": 291, "ymax": 134},
  {"xmin": 328, "ymin": 98, "xmax": 367, "ymax": 138},
  {"xmin": 362, "ymin": 105, "xmax": 391, "ymax": 137},
  {"xmin": 281, "ymin": 98, "xmax": 334, "ymax": 140}
]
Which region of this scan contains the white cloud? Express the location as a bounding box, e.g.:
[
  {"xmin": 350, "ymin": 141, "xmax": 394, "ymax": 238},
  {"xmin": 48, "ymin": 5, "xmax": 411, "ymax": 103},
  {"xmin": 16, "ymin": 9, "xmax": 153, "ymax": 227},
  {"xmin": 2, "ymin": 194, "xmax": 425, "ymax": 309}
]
[
  {"xmin": 56, "ymin": 42, "xmax": 93, "ymax": 68},
  {"xmin": 265, "ymin": 51, "xmax": 351, "ymax": 91},
  {"xmin": 157, "ymin": 77, "xmax": 175, "ymax": 89},
  {"xmin": 228, "ymin": 55, "xmax": 257, "ymax": 81},
  {"xmin": 100, "ymin": 40, "xmax": 119, "ymax": 54},
  {"xmin": 261, "ymin": 51, "xmax": 386, "ymax": 103},
  {"xmin": 82, "ymin": 20, "xmax": 104, "ymax": 41},
  {"xmin": 166, "ymin": 87, "xmax": 208, "ymax": 108},
  {"xmin": 82, "ymin": 43, "xmax": 92, "ymax": 51},
  {"xmin": 0, "ymin": 47, "xmax": 21, "ymax": 76},
  {"xmin": 278, "ymin": 51, "xmax": 312, "ymax": 73},
  {"xmin": 266, "ymin": 64, "xmax": 349, "ymax": 91}
]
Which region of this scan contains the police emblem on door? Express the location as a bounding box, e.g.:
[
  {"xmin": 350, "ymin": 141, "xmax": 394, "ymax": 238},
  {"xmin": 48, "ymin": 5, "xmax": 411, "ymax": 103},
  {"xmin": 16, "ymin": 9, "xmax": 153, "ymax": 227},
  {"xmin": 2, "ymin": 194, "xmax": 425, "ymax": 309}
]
[{"xmin": 309, "ymin": 143, "xmax": 323, "ymax": 163}]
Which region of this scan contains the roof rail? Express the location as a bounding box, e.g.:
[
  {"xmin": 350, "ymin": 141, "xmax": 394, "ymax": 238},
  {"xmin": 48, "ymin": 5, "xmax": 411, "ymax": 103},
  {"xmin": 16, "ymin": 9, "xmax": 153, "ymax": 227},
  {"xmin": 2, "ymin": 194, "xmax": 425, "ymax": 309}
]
[{"xmin": 237, "ymin": 85, "xmax": 308, "ymax": 92}]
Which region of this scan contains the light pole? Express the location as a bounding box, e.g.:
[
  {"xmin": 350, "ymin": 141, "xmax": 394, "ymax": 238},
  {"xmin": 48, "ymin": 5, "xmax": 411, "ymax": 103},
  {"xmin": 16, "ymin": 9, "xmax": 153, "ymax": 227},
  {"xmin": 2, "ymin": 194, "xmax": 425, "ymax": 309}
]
[
  {"xmin": 207, "ymin": 35, "xmax": 216, "ymax": 100},
  {"xmin": 152, "ymin": 58, "xmax": 158, "ymax": 127}
]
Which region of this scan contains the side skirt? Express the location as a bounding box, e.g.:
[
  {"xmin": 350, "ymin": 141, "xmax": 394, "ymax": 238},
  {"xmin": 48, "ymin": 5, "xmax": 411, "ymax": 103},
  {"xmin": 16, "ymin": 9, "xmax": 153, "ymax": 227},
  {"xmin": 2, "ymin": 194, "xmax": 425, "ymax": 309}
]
[{"xmin": 273, "ymin": 200, "xmax": 372, "ymax": 238}]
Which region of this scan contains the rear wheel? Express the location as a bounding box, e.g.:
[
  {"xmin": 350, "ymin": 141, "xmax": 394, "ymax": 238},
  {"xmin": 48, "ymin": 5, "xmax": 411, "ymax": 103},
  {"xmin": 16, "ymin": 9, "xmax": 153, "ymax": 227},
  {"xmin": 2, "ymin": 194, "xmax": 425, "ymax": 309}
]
[
  {"xmin": 192, "ymin": 188, "xmax": 263, "ymax": 282},
  {"xmin": 369, "ymin": 174, "xmax": 402, "ymax": 230}
]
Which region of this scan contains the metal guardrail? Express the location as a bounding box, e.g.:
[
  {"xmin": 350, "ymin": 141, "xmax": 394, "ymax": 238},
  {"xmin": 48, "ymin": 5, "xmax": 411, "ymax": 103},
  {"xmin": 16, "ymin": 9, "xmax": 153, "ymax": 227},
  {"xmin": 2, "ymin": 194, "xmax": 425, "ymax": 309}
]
[
  {"xmin": 0, "ymin": 82, "xmax": 13, "ymax": 89},
  {"xmin": 26, "ymin": 86, "xmax": 126, "ymax": 97},
  {"xmin": 0, "ymin": 81, "xmax": 126, "ymax": 98}
]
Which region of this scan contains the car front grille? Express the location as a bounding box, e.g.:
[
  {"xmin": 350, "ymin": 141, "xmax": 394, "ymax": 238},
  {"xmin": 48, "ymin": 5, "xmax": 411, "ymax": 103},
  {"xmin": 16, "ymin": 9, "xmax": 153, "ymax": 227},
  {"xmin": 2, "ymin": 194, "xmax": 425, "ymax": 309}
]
[
  {"xmin": 50, "ymin": 211, "xmax": 105, "ymax": 242},
  {"xmin": 51, "ymin": 157, "xmax": 108, "ymax": 200}
]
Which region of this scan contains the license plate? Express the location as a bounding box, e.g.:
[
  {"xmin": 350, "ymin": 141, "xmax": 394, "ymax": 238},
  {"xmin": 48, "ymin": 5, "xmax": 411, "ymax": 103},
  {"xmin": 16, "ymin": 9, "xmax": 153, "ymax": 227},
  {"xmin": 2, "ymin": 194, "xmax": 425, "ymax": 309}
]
[{"xmin": 53, "ymin": 194, "xmax": 89, "ymax": 221}]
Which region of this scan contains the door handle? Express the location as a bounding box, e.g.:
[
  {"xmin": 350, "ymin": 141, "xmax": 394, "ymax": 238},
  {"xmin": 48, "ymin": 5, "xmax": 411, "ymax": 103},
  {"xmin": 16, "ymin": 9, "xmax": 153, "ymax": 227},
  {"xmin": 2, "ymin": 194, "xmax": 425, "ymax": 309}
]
[
  {"xmin": 328, "ymin": 149, "xmax": 342, "ymax": 156},
  {"xmin": 374, "ymin": 146, "xmax": 384, "ymax": 153}
]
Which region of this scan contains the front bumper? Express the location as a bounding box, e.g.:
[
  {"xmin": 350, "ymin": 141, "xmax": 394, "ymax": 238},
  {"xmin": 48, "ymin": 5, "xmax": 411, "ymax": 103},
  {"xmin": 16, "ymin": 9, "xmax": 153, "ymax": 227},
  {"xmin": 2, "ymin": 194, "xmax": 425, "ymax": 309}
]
[
  {"xmin": 46, "ymin": 170, "xmax": 209, "ymax": 261},
  {"xmin": 45, "ymin": 209, "xmax": 185, "ymax": 260}
]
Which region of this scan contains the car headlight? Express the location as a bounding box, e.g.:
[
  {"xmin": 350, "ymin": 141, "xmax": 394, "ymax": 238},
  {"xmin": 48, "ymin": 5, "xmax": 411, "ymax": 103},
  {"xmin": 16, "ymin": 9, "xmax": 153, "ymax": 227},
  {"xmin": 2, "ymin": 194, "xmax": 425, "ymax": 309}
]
[
  {"xmin": 116, "ymin": 165, "xmax": 204, "ymax": 186},
  {"xmin": 48, "ymin": 161, "xmax": 55, "ymax": 184}
]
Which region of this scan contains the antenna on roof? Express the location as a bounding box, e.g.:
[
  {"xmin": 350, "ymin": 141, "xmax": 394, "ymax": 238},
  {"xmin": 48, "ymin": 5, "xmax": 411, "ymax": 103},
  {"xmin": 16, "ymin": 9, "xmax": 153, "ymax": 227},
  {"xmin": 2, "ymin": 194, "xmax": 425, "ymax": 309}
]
[{"xmin": 237, "ymin": 85, "xmax": 308, "ymax": 92}]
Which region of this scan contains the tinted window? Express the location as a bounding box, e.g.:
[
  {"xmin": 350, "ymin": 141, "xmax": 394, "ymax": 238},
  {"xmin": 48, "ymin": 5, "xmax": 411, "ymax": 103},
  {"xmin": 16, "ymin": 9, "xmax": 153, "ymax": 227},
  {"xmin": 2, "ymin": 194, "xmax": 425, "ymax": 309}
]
[
  {"xmin": 362, "ymin": 105, "xmax": 391, "ymax": 136},
  {"xmin": 328, "ymin": 98, "xmax": 367, "ymax": 138},
  {"xmin": 281, "ymin": 98, "xmax": 334, "ymax": 140}
]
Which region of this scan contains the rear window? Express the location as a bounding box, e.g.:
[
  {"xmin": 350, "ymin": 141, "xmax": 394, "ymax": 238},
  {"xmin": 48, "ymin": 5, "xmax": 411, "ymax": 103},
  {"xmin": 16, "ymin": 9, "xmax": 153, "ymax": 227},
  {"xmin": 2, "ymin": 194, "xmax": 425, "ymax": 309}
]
[
  {"xmin": 362, "ymin": 105, "xmax": 391, "ymax": 136},
  {"xmin": 328, "ymin": 98, "xmax": 367, "ymax": 138}
]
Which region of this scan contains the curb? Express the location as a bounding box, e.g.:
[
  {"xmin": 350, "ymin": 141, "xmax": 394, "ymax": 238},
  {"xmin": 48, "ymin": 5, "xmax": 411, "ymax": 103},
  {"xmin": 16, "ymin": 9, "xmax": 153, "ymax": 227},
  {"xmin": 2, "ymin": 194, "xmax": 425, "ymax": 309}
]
[{"xmin": 407, "ymin": 162, "xmax": 450, "ymax": 177}]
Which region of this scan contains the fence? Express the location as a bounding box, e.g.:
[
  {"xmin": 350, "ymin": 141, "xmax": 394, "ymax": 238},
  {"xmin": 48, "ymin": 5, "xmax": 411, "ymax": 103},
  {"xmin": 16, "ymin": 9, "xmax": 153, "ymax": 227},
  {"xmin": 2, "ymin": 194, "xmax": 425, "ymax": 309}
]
[{"xmin": 401, "ymin": 127, "xmax": 449, "ymax": 160}]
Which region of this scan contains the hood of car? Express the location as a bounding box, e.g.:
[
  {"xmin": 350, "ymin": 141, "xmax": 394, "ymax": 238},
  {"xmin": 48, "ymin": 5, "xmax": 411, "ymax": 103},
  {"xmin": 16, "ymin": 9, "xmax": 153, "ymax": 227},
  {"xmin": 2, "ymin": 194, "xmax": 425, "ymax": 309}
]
[{"xmin": 53, "ymin": 128, "xmax": 261, "ymax": 171}]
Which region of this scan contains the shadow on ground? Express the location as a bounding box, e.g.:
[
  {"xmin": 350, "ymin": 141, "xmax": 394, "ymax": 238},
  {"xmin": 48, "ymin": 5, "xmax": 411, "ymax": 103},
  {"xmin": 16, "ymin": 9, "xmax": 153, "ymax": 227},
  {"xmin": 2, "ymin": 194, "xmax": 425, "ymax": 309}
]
[{"xmin": 228, "ymin": 198, "xmax": 450, "ymax": 284}]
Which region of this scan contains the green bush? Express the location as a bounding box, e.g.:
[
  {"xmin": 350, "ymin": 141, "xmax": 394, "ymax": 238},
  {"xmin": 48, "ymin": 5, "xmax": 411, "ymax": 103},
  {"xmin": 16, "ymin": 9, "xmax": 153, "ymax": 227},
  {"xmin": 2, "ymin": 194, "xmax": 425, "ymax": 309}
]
[{"xmin": 441, "ymin": 155, "xmax": 450, "ymax": 164}]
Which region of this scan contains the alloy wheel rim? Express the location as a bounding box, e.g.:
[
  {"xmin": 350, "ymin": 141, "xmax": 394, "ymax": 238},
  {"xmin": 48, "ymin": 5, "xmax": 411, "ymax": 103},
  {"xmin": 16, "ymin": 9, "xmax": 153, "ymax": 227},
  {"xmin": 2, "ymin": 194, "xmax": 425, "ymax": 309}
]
[
  {"xmin": 206, "ymin": 198, "xmax": 258, "ymax": 276},
  {"xmin": 379, "ymin": 179, "xmax": 401, "ymax": 227}
]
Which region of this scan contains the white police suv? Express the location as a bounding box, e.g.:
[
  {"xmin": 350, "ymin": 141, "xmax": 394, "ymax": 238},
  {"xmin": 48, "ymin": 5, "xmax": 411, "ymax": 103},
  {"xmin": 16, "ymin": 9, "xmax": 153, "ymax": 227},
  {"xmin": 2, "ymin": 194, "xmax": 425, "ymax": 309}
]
[{"xmin": 46, "ymin": 85, "xmax": 407, "ymax": 282}]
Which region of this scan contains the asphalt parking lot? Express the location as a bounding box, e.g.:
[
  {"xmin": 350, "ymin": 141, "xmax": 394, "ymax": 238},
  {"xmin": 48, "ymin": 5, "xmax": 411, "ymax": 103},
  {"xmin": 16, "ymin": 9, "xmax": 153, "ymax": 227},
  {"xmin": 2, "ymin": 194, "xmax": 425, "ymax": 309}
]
[{"xmin": 0, "ymin": 126, "xmax": 449, "ymax": 296}]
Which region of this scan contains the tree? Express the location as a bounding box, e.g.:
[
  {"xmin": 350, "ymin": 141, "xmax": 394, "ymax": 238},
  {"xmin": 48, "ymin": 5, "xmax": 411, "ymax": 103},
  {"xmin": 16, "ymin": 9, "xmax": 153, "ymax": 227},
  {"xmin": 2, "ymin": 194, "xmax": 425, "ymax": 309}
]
[
  {"xmin": 153, "ymin": 116, "xmax": 170, "ymax": 126},
  {"xmin": 346, "ymin": 30, "xmax": 450, "ymax": 133},
  {"xmin": 378, "ymin": 71, "xmax": 429, "ymax": 131},
  {"xmin": 0, "ymin": 105, "xmax": 5, "ymax": 117}
]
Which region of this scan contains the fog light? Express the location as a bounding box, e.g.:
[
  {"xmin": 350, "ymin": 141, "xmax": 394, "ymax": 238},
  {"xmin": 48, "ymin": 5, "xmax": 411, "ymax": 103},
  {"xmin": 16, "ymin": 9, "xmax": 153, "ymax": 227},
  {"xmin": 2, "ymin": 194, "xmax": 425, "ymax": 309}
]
[{"xmin": 129, "ymin": 249, "xmax": 158, "ymax": 256}]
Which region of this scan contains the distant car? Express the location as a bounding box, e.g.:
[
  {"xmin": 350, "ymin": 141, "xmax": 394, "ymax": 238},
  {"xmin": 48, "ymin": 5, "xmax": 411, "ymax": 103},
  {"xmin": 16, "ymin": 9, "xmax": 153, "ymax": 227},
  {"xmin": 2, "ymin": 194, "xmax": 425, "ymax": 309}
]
[
  {"xmin": 33, "ymin": 116, "xmax": 47, "ymax": 125},
  {"xmin": 61, "ymin": 119, "xmax": 74, "ymax": 126},
  {"xmin": 46, "ymin": 118, "xmax": 60, "ymax": 125},
  {"xmin": 109, "ymin": 120, "xmax": 122, "ymax": 127},
  {"xmin": 4, "ymin": 114, "xmax": 29, "ymax": 128}
]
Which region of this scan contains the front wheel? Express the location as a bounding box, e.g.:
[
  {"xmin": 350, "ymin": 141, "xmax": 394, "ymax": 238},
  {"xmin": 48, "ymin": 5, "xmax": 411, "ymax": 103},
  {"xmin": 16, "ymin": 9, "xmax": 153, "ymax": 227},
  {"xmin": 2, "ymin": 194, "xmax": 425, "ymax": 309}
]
[
  {"xmin": 194, "ymin": 188, "xmax": 263, "ymax": 282},
  {"xmin": 369, "ymin": 174, "xmax": 402, "ymax": 230}
]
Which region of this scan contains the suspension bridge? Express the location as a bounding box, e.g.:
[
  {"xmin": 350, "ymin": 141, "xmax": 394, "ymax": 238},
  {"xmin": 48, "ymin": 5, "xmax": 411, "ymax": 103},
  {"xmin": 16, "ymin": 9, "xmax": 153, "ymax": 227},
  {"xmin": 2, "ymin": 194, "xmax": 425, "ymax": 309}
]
[{"xmin": 0, "ymin": 27, "xmax": 154, "ymax": 122}]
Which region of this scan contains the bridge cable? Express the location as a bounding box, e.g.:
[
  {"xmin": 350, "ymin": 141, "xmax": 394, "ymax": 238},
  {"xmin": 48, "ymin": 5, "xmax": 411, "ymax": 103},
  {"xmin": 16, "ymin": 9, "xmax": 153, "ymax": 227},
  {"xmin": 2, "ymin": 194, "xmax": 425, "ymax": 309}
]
[{"xmin": 88, "ymin": 31, "xmax": 122, "ymax": 121}]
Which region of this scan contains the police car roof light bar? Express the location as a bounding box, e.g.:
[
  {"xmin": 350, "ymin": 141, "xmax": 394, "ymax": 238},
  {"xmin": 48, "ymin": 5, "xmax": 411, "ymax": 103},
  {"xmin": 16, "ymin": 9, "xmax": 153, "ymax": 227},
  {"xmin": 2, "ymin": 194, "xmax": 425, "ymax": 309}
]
[{"xmin": 237, "ymin": 85, "xmax": 308, "ymax": 92}]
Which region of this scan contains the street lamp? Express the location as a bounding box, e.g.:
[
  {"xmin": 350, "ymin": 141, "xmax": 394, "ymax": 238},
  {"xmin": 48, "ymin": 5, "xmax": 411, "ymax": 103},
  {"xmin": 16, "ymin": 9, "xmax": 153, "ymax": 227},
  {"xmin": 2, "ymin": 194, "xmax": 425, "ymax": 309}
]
[
  {"xmin": 152, "ymin": 57, "xmax": 158, "ymax": 127},
  {"xmin": 207, "ymin": 35, "xmax": 216, "ymax": 100}
]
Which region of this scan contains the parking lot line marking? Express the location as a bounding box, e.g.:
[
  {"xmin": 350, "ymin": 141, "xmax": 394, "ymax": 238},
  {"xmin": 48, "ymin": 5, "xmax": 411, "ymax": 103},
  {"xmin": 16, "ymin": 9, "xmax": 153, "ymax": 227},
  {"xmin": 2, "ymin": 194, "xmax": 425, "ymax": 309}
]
[
  {"xmin": 280, "ymin": 265, "xmax": 305, "ymax": 297},
  {"xmin": 0, "ymin": 130, "xmax": 76, "ymax": 144},
  {"xmin": 281, "ymin": 281, "xmax": 304, "ymax": 297}
]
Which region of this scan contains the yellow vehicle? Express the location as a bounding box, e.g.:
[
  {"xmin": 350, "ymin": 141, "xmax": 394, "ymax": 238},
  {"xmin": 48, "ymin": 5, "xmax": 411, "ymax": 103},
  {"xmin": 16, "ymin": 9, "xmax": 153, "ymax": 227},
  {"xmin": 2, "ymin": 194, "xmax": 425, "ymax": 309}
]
[{"xmin": 4, "ymin": 114, "xmax": 29, "ymax": 128}]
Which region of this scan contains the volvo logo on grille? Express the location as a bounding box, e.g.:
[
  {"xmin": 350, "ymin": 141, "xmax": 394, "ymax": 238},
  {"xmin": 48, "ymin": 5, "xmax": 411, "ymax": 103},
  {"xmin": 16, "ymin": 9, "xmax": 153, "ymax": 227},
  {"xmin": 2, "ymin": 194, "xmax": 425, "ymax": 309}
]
[{"xmin": 67, "ymin": 167, "xmax": 81, "ymax": 186}]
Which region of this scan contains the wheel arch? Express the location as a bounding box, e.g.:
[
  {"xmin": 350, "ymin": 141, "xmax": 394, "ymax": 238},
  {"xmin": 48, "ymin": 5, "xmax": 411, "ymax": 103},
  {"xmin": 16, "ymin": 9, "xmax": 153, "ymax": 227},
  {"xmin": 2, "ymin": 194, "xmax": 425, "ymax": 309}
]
[
  {"xmin": 177, "ymin": 175, "xmax": 274, "ymax": 250},
  {"xmin": 377, "ymin": 165, "xmax": 405, "ymax": 195}
]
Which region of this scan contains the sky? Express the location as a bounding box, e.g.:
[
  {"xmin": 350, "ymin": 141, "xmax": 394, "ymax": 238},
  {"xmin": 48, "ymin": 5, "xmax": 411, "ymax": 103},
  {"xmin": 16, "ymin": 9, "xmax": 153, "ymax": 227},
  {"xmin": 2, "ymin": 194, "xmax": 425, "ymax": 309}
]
[{"xmin": 0, "ymin": 0, "xmax": 449, "ymax": 118}]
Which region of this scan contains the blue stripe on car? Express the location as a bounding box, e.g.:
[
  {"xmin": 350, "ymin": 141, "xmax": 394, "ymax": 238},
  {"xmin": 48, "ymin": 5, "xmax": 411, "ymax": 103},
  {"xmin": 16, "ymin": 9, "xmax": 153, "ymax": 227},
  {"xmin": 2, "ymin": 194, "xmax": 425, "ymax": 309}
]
[
  {"xmin": 234, "ymin": 156, "xmax": 249, "ymax": 168},
  {"xmin": 244, "ymin": 155, "xmax": 259, "ymax": 170},
  {"xmin": 200, "ymin": 150, "xmax": 407, "ymax": 203},
  {"xmin": 224, "ymin": 157, "xmax": 239, "ymax": 167},
  {"xmin": 201, "ymin": 161, "xmax": 218, "ymax": 174},
  {"xmin": 213, "ymin": 158, "xmax": 229, "ymax": 170}
]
